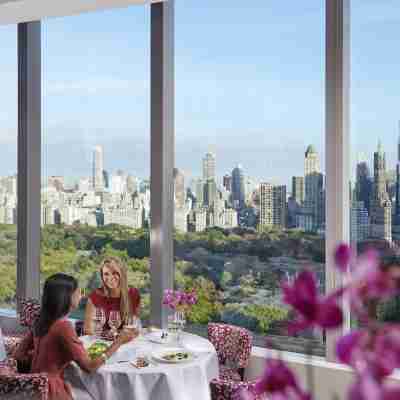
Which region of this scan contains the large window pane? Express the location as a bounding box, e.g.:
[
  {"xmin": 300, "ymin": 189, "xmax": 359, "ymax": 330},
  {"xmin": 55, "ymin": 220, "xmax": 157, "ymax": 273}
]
[
  {"xmin": 41, "ymin": 7, "xmax": 150, "ymax": 322},
  {"xmin": 0, "ymin": 26, "xmax": 17, "ymax": 309},
  {"xmin": 351, "ymin": 1, "xmax": 400, "ymax": 323},
  {"xmin": 175, "ymin": 1, "xmax": 325, "ymax": 354}
]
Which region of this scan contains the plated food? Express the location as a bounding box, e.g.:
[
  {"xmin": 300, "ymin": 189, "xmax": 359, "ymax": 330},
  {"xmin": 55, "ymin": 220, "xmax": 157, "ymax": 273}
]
[
  {"xmin": 131, "ymin": 357, "xmax": 150, "ymax": 369},
  {"xmin": 87, "ymin": 341, "xmax": 110, "ymax": 360},
  {"xmin": 162, "ymin": 351, "xmax": 190, "ymax": 362},
  {"xmin": 152, "ymin": 348, "xmax": 194, "ymax": 364}
]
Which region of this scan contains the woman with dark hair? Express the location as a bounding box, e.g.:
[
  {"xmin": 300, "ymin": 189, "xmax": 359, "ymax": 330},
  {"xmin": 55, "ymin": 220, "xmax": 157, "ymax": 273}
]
[
  {"xmin": 84, "ymin": 256, "xmax": 141, "ymax": 335},
  {"xmin": 14, "ymin": 273, "xmax": 137, "ymax": 400}
]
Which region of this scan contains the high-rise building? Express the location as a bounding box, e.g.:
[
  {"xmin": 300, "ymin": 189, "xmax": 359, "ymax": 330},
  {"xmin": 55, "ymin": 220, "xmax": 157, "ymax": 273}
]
[
  {"xmin": 194, "ymin": 179, "xmax": 204, "ymax": 207},
  {"xmin": 93, "ymin": 145, "xmax": 104, "ymax": 192},
  {"xmin": 355, "ymin": 154, "xmax": 372, "ymax": 213},
  {"xmin": 126, "ymin": 175, "xmax": 138, "ymax": 194},
  {"xmin": 291, "ymin": 176, "xmax": 304, "ymax": 205},
  {"xmin": 103, "ymin": 170, "xmax": 109, "ymax": 189},
  {"xmin": 395, "ymin": 127, "xmax": 400, "ymax": 227},
  {"xmin": 259, "ymin": 183, "xmax": 286, "ymax": 228},
  {"xmin": 231, "ymin": 165, "xmax": 245, "ymax": 210},
  {"xmin": 173, "ymin": 168, "xmax": 185, "ymax": 208},
  {"xmin": 202, "ymin": 152, "xmax": 216, "ymax": 182},
  {"xmin": 48, "ymin": 176, "xmax": 64, "ymax": 192},
  {"xmin": 223, "ymin": 174, "xmax": 232, "ymax": 192},
  {"xmin": 304, "ymin": 145, "xmax": 323, "ymax": 229},
  {"xmin": 350, "ymin": 201, "xmax": 370, "ymax": 244},
  {"xmin": 110, "ymin": 174, "xmax": 125, "ymax": 194},
  {"xmin": 204, "ymin": 179, "xmax": 217, "ymax": 207},
  {"xmin": 370, "ymin": 141, "xmax": 392, "ymax": 243},
  {"xmin": 373, "ymin": 140, "xmax": 387, "ymax": 201}
]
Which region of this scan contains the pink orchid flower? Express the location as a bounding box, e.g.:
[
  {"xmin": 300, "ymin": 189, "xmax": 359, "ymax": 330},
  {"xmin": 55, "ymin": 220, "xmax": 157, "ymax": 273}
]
[
  {"xmin": 282, "ymin": 270, "xmax": 343, "ymax": 334},
  {"xmin": 240, "ymin": 359, "xmax": 311, "ymax": 400}
]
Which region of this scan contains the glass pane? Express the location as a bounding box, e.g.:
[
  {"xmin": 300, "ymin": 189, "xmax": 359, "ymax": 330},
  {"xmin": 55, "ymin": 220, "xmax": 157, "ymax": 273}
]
[
  {"xmin": 175, "ymin": 1, "xmax": 325, "ymax": 354},
  {"xmin": 0, "ymin": 26, "xmax": 17, "ymax": 309},
  {"xmin": 351, "ymin": 0, "xmax": 400, "ymax": 324},
  {"xmin": 41, "ymin": 7, "xmax": 150, "ymax": 323}
]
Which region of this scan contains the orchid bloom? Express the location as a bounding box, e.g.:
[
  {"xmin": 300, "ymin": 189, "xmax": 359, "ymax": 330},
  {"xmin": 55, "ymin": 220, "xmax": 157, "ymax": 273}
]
[
  {"xmin": 282, "ymin": 270, "xmax": 343, "ymax": 334},
  {"xmin": 162, "ymin": 289, "xmax": 198, "ymax": 311},
  {"xmin": 241, "ymin": 359, "xmax": 311, "ymax": 400},
  {"xmin": 334, "ymin": 245, "xmax": 399, "ymax": 319}
]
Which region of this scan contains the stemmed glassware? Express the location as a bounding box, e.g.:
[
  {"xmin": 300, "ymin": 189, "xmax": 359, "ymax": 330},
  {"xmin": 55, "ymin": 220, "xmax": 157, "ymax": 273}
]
[
  {"xmin": 93, "ymin": 307, "xmax": 106, "ymax": 338},
  {"xmin": 125, "ymin": 315, "xmax": 142, "ymax": 335},
  {"xmin": 175, "ymin": 311, "xmax": 186, "ymax": 345},
  {"xmin": 167, "ymin": 311, "xmax": 186, "ymax": 346},
  {"xmin": 108, "ymin": 310, "xmax": 122, "ymax": 339}
]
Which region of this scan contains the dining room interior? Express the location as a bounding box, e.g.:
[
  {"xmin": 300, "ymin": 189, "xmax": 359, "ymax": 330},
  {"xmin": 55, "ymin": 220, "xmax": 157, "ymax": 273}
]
[{"xmin": 2, "ymin": 1, "xmax": 400, "ymax": 399}]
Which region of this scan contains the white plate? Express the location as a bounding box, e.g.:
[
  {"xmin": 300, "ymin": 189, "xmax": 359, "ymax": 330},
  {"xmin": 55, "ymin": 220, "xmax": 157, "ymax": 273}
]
[
  {"xmin": 152, "ymin": 348, "xmax": 194, "ymax": 364},
  {"xmin": 146, "ymin": 331, "xmax": 175, "ymax": 345}
]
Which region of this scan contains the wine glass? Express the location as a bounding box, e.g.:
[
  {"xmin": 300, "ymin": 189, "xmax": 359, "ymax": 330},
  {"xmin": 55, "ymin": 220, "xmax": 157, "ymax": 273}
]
[
  {"xmin": 108, "ymin": 311, "xmax": 122, "ymax": 339},
  {"xmin": 175, "ymin": 311, "xmax": 186, "ymax": 346},
  {"xmin": 93, "ymin": 307, "xmax": 106, "ymax": 338},
  {"xmin": 125, "ymin": 315, "xmax": 142, "ymax": 335}
]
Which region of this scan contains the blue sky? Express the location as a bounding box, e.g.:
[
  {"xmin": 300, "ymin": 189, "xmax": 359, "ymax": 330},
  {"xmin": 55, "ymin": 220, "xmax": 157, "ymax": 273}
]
[{"xmin": 0, "ymin": 1, "xmax": 399, "ymax": 188}]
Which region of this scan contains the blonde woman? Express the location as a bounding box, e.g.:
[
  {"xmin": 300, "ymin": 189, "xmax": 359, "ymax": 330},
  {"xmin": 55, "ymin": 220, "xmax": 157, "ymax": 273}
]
[{"xmin": 84, "ymin": 257, "xmax": 141, "ymax": 336}]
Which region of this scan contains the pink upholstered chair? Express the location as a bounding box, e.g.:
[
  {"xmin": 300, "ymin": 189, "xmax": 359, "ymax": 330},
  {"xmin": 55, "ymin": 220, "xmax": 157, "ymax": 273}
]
[
  {"xmin": 210, "ymin": 378, "xmax": 268, "ymax": 400},
  {"xmin": 3, "ymin": 298, "xmax": 41, "ymax": 358},
  {"xmin": 0, "ymin": 360, "xmax": 49, "ymax": 400},
  {"xmin": 208, "ymin": 323, "xmax": 253, "ymax": 382}
]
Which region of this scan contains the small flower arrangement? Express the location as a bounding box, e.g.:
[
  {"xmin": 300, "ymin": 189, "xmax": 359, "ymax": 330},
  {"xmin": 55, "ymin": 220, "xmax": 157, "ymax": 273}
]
[
  {"xmin": 162, "ymin": 289, "xmax": 198, "ymax": 312},
  {"xmin": 242, "ymin": 244, "xmax": 400, "ymax": 400}
]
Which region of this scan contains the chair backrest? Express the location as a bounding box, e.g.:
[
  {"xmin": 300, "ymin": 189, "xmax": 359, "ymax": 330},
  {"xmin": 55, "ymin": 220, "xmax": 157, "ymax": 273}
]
[
  {"xmin": 0, "ymin": 369, "xmax": 48, "ymax": 400},
  {"xmin": 19, "ymin": 299, "xmax": 41, "ymax": 329},
  {"xmin": 208, "ymin": 323, "xmax": 252, "ymax": 369}
]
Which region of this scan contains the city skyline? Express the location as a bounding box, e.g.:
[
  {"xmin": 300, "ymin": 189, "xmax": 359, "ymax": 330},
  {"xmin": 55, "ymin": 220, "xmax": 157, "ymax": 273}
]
[{"xmin": 1, "ymin": 2, "xmax": 400, "ymax": 183}]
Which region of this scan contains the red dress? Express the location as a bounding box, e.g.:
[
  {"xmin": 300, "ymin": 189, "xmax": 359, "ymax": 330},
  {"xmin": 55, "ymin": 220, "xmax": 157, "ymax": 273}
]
[
  {"xmin": 15, "ymin": 319, "xmax": 92, "ymax": 400},
  {"xmin": 89, "ymin": 287, "xmax": 141, "ymax": 328}
]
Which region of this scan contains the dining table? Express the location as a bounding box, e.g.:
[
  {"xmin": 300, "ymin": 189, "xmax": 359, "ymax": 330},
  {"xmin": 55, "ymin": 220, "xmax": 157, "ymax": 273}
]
[{"xmin": 65, "ymin": 330, "xmax": 219, "ymax": 400}]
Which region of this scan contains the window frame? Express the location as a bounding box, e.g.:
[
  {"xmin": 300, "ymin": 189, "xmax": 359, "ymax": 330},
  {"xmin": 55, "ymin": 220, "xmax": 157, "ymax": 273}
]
[{"xmin": 15, "ymin": 0, "xmax": 350, "ymax": 361}]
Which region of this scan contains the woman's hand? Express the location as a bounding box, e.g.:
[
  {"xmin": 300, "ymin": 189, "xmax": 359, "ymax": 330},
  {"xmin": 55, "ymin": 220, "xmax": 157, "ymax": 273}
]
[{"xmin": 115, "ymin": 329, "xmax": 138, "ymax": 345}]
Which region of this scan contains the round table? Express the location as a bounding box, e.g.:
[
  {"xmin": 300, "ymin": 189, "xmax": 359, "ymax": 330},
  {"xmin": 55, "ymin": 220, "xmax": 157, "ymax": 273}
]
[{"xmin": 66, "ymin": 332, "xmax": 219, "ymax": 400}]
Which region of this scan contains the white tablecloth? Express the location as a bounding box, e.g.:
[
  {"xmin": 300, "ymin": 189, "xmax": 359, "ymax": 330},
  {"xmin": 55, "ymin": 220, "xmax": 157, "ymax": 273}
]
[{"xmin": 65, "ymin": 332, "xmax": 219, "ymax": 400}]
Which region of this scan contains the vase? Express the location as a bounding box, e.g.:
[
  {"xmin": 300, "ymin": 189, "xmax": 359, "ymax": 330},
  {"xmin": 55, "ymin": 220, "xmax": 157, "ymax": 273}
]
[{"xmin": 174, "ymin": 310, "xmax": 186, "ymax": 345}]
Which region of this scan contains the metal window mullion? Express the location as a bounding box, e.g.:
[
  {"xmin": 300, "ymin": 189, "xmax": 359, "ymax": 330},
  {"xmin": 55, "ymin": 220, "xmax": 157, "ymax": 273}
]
[
  {"xmin": 325, "ymin": 0, "xmax": 350, "ymax": 362},
  {"xmin": 17, "ymin": 21, "xmax": 41, "ymax": 304},
  {"xmin": 150, "ymin": 0, "xmax": 174, "ymax": 329}
]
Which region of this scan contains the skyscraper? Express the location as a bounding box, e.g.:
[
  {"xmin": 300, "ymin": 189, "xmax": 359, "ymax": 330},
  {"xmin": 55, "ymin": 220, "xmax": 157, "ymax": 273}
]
[
  {"xmin": 259, "ymin": 183, "xmax": 286, "ymax": 228},
  {"xmin": 370, "ymin": 140, "xmax": 392, "ymax": 243},
  {"xmin": 194, "ymin": 178, "xmax": 204, "ymax": 207},
  {"xmin": 93, "ymin": 145, "xmax": 104, "ymax": 192},
  {"xmin": 231, "ymin": 164, "xmax": 245, "ymax": 209},
  {"xmin": 395, "ymin": 126, "xmax": 400, "ymax": 224},
  {"xmin": 173, "ymin": 168, "xmax": 185, "ymax": 208},
  {"xmin": 373, "ymin": 140, "xmax": 387, "ymax": 201},
  {"xmin": 355, "ymin": 153, "xmax": 372, "ymax": 213},
  {"xmin": 304, "ymin": 145, "xmax": 323, "ymax": 229},
  {"xmin": 48, "ymin": 176, "xmax": 64, "ymax": 192},
  {"xmin": 202, "ymin": 152, "xmax": 216, "ymax": 182},
  {"xmin": 291, "ymin": 176, "xmax": 304, "ymax": 205},
  {"xmin": 204, "ymin": 179, "xmax": 217, "ymax": 207},
  {"xmin": 223, "ymin": 174, "xmax": 232, "ymax": 192}
]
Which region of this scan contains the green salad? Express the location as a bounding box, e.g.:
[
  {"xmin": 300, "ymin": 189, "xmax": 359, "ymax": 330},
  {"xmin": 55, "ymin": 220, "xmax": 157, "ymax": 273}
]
[{"xmin": 87, "ymin": 341, "xmax": 109, "ymax": 360}]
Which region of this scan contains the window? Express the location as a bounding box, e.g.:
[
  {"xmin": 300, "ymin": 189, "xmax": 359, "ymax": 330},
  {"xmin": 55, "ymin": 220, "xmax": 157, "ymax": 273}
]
[
  {"xmin": 41, "ymin": 7, "xmax": 151, "ymax": 321},
  {"xmin": 175, "ymin": 1, "xmax": 326, "ymax": 354},
  {"xmin": 0, "ymin": 26, "xmax": 17, "ymax": 309},
  {"xmin": 351, "ymin": 0, "xmax": 400, "ymax": 323}
]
